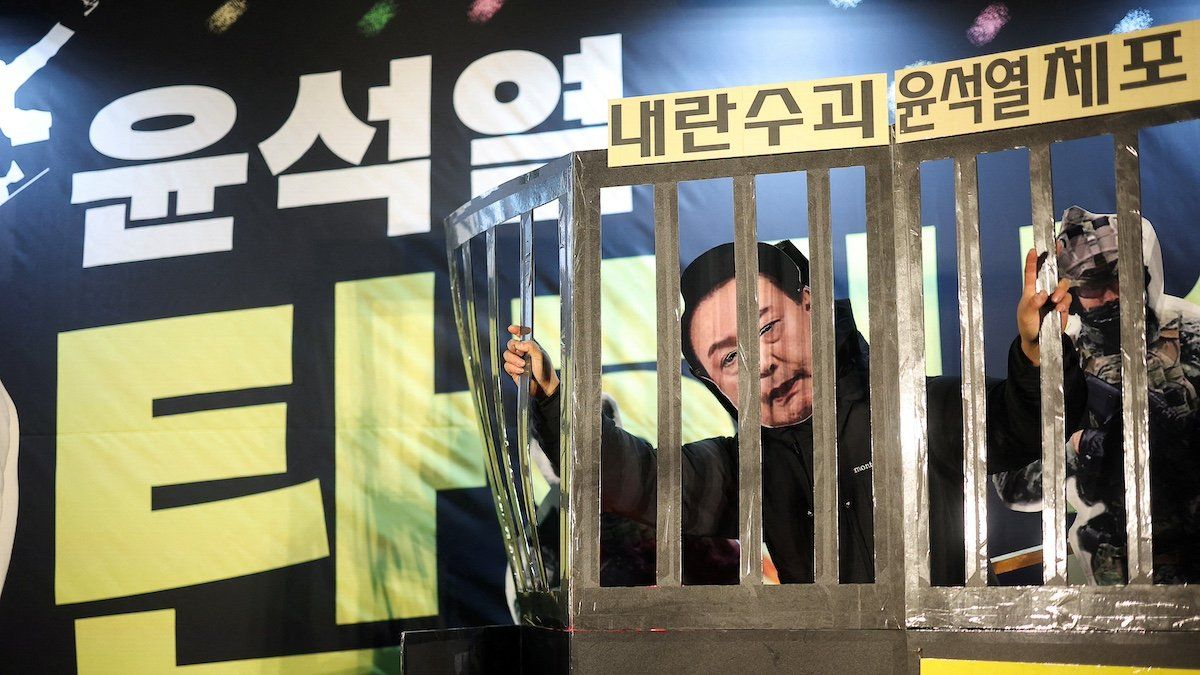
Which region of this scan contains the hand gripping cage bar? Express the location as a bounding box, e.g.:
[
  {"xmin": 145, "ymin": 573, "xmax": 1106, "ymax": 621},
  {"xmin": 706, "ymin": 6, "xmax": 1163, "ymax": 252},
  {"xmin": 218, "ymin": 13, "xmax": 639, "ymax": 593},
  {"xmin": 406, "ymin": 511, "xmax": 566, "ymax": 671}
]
[{"xmin": 444, "ymin": 100, "xmax": 1200, "ymax": 634}]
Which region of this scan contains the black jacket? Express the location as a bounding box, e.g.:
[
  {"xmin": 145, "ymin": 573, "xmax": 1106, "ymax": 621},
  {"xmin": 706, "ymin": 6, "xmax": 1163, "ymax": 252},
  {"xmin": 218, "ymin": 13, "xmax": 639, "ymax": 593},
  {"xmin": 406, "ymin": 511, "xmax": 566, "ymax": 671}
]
[{"xmin": 532, "ymin": 302, "xmax": 1086, "ymax": 585}]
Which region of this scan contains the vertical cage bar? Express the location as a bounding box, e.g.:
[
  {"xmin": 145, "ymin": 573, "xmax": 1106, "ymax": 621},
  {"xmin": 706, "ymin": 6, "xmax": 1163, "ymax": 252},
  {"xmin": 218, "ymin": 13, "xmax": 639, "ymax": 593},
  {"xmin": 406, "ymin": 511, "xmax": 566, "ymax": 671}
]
[
  {"xmin": 808, "ymin": 168, "xmax": 839, "ymax": 586},
  {"xmin": 865, "ymin": 158, "xmax": 902, "ymax": 600},
  {"xmin": 557, "ymin": 189, "xmax": 576, "ymax": 593},
  {"xmin": 465, "ymin": 236, "xmax": 528, "ymax": 588},
  {"xmin": 893, "ymin": 156, "xmax": 931, "ymax": 594},
  {"xmin": 1030, "ymin": 143, "xmax": 1068, "ymax": 586},
  {"xmin": 732, "ymin": 174, "xmax": 764, "ymax": 585},
  {"xmin": 487, "ymin": 227, "xmax": 538, "ymax": 589},
  {"xmin": 454, "ymin": 243, "xmax": 527, "ymax": 591},
  {"xmin": 1114, "ymin": 129, "xmax": 1153, "ymax": 585},
  {"xmin": 515, "ymin": 210, "xmax": 547, "ymax": 590},
  {"xmin": 568, "ymin": 162, "xmax": 604, "ymax": 590},
  {"xmin": 654, "ymin": 182, "xmax": 683, "ymax": 588},
  {"xmin": 954, "ymin": 154, "xmax": 990, "ymax": 587}
]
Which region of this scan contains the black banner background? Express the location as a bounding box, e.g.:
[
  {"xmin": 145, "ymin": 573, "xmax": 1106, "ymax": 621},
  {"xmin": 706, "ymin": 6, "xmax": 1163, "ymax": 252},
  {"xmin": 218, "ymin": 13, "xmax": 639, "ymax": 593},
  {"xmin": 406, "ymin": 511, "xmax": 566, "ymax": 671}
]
[{"xmin": 1, "ymin": 0, "xmax": 1198, "ymax": 671}]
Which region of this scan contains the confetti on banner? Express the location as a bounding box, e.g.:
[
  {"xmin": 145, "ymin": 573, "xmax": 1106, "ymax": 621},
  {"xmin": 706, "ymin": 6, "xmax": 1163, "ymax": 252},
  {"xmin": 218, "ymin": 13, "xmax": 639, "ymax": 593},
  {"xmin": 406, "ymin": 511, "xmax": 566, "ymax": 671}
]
[
  {"xmin": 467, "ymin": 0, "xmax": 506, "ymax": 24},
  {"xmin": 1113, "ymin": 8, "xmax": 1154, "ymax": 34},
  {"xmin": 895, "ymin": 19, "xmax": 1200, "ymax": 142},
  {"xmin": 206, "ymin": 0, "xmax": 247, "ymax": 34},
  {"xmin": 967, "ymin": 3, "xmax": 1010, "ymax": 46},
  {"xmin": 358, "ymin": 0, "xmax": 397, "ymax": 36}
]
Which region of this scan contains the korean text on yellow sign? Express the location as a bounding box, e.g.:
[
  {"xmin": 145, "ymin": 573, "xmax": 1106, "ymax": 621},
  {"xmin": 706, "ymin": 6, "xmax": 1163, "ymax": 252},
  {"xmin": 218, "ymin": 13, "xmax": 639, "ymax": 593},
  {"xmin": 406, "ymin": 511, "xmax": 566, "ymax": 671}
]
[
  {"xmin": 895, "ymin": 20, "xmax": 1200, "ymax": 142},
  {"xmin": 607, "ymin": 74, "xmax": 888, "ymax": 167}
]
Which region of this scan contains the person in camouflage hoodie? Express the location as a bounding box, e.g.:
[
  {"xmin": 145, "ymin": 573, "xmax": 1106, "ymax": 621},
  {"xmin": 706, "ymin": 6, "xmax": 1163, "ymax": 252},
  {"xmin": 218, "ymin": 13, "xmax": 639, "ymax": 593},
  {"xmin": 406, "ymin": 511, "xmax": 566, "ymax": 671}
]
[{"xmin": 993, "ymin": 206, "xmax": 1200, "ymax": 584}]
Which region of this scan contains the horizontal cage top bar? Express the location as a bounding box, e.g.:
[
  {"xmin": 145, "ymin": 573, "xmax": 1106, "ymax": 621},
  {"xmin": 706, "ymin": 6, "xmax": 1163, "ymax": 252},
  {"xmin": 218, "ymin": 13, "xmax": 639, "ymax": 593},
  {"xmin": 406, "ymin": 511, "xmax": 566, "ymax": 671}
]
[{"xmin": 444, "ymin": 153, "xmax": 574, "ymax": 251}]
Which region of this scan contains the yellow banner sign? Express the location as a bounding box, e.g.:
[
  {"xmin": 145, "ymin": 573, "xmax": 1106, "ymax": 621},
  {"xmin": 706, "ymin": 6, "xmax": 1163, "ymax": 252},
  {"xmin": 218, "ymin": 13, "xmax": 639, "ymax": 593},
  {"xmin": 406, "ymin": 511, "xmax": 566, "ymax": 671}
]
[
  {"xmin": 895, "ymin": 20, "xmax": 1200, "ymax": 142},
  {"xmin": 607, "ymin": 74, "xmax": 888, "ymax": 167},
  {"xmin": 922, "ymin": 658, "xmax": 1200, "ymax": 674}
]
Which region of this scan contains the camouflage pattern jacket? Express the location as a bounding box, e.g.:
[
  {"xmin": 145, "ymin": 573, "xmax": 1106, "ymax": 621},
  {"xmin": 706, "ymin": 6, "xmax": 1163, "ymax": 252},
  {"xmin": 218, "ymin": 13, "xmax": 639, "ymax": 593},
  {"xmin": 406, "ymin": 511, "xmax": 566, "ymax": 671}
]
[{"xmin": 993, "ymin": 311, "xmax": 1200, "ymax": 584}]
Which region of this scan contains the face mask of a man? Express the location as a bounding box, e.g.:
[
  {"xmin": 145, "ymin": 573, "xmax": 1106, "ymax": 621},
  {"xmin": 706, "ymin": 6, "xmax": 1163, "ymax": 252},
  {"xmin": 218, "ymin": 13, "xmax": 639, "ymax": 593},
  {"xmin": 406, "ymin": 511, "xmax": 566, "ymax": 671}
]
[{"xmin": 687, "ymin": 274, "xmax": 815, "ymax": 427}]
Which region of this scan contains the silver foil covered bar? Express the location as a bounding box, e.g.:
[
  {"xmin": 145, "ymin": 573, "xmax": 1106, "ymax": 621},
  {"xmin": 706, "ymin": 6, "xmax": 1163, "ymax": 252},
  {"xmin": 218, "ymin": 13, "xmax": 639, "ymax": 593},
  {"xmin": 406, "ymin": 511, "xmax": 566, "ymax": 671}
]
[
  {"xmin": 1030, "ymin": 143, "xmax": 1068, "ymax": 586},
  {"xmin": 567, "ymin": 159, "xmax": 603, "ymax": 591},
  {"xmin": 954, "ymin": 154, "xmax": 990, "ymax": 588},
  {"xmin": 894, "ymin": 156, "xmax": 932, "ymax": 597},
  {"xmin": 451, "ymin": 242, "xmax": 527, "ymax": 591},
  {"xmin": 556, "ymin": 189, "xmax": 576, "ymax": 595},
  {"xmin": 1114, "ymin": 129, "xmax": 1153, "ymax": 585},
  {"xmin": 732, "ymin": 174, "xmax": 764, "ymax": 585},
  {"xmin": 516, "ymin": 210, "xmax": 547, "ymax": 591},
  {"xmin": 808, "ymin": 168, "xmax": 839, "ymax": 586},
  {"xmin": 446, "ymin": 155, "xmax": 573, "ymax": 249},
  {"xmin": 488, "ymin": 228, "xmax": 539, "ymax": 590},
  {"xmin": 654, "ymin": 182, "xmax": 683, "ymax": 588}
]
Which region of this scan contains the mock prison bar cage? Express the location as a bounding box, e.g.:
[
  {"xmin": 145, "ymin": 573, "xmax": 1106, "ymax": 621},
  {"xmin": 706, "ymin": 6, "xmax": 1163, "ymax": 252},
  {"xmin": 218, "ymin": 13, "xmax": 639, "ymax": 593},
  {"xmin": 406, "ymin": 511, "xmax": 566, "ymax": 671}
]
[{"xmin": 406, "ymin": 99, "xmax": 1200, "ymax": 672}]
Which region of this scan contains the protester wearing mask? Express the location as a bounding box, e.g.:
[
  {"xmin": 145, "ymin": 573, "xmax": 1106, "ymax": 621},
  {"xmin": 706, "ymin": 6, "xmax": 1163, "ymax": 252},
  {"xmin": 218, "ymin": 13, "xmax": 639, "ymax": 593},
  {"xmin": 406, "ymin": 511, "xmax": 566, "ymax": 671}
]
[{"xmin": 993, "ymin": 206, "xmax": 1200, "ymax": 584}]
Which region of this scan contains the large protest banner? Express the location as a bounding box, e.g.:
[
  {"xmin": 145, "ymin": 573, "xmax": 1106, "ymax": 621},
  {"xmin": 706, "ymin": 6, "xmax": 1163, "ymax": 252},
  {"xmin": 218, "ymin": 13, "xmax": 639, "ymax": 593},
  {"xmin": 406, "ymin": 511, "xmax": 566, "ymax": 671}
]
[{"xmin": 1, "ymin": 1, "xmax": 1199, "ymax": 671}]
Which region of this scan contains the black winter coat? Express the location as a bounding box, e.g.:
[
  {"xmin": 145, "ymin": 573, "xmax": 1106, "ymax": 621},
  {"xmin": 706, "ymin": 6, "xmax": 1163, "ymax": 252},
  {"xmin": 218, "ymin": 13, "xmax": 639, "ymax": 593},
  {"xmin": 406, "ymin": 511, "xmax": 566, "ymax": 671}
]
[{"xmin": 532, "ymin": 303, "xmax": 1086, "ymax": 585}]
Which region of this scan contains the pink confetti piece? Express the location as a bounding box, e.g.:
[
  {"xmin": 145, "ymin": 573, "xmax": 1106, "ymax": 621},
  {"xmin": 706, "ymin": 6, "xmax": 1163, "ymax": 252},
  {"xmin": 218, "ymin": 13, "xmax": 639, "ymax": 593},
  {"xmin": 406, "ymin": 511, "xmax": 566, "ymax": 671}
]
[
  {"xmin": 967, "ymin": 3, "xmax": 1010, "ymax": 47},
  {"xmin": 467, "ymin": 0, "xmax": 505, "ymax": 24}
]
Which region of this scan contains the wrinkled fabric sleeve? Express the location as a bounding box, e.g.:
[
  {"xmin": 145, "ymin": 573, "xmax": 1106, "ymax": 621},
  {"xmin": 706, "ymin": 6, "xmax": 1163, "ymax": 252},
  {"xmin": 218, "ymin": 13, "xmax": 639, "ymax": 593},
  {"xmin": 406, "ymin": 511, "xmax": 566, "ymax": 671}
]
[
  {"xmin": 925, "ymin": 335, "xmax": 1087, "ymax": 585},
  {"xmin": 531, "ymin": 389, "xmax": 738, "ymax": 539},
  {"xmin": 926, "ymin": 335, "xmax": 1087, "ymax": 480},
  {"xmin": 988, "ymin": 335, "xmax": 1087, "ymax": 473}
]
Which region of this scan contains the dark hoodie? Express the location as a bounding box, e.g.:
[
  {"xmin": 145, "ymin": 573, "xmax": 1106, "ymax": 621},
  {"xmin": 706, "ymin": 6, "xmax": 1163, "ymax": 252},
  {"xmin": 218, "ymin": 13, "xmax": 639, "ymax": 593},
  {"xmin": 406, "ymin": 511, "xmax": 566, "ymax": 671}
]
[{"xmin": 531, "ymin": 242, "xmax": 1086, "ymax": 584}]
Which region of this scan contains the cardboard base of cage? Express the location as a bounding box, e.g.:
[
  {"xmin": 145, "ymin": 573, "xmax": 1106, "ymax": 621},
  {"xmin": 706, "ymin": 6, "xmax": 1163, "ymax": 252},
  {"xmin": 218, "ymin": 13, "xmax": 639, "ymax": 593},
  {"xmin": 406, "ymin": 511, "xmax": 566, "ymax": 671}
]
[{"xmin": 400, "ymin": 625, "xmax": 1200, "ymax": 673}]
